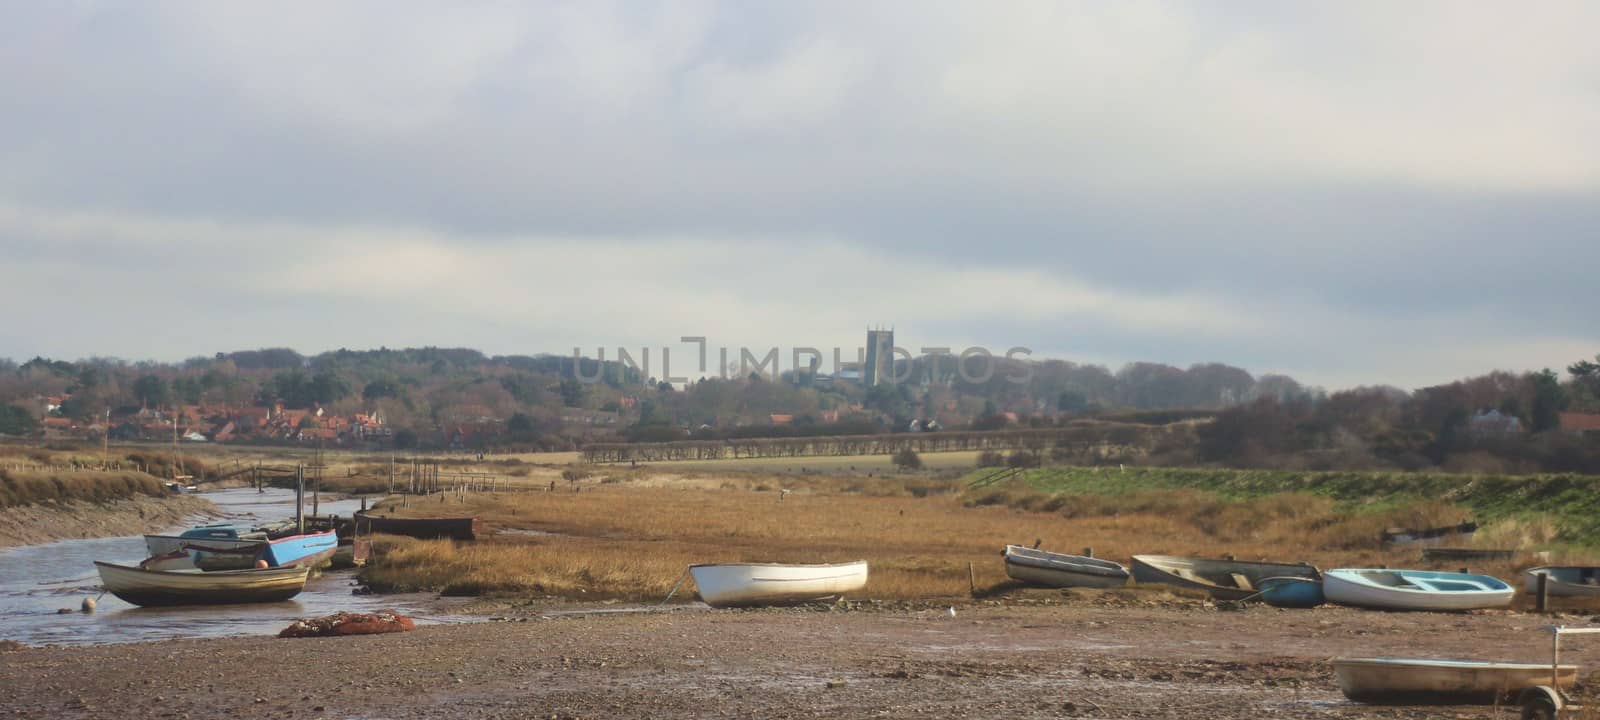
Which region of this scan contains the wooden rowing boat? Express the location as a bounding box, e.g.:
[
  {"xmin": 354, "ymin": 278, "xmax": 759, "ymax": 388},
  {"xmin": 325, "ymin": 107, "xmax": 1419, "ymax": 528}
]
[
  {"xmin": 689, "ymin": 561, "xmax": 868, "ymax": 608},
  {"xmin": 355, "ymin": 511, "xmax": 482, "ymax": 540},
  {"xmin": 94, "ymin": 561, "xmax": 310, "ymax": 607},
  {"xmin": 1003, "ymin": 545, "xmax": 1129, "ymax": 588},
  {"xmin": 1523, "ymin": 566, "xmax": 1600, "ymax": 598},
  {"xmin": 1333, "ymin": 657, "xmax": 1576, "ymax": 704},
  {"xmin": 1323, "ymin": 569, "xmax": 1514, "ymax": 611},
  {"xmin": 258, "ymin": 530, "xmax": 340, "ymax": 568},
  {"xmin": 1130, "ymin": 555, "xmax": 1320, "ymax": 601}
]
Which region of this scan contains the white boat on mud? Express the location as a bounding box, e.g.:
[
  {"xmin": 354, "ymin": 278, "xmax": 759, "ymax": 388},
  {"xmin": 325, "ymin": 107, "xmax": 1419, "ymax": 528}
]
[
  {"xmin": 690, "ymin": 561, "xmax": 868, "ymax": 608},
  {"xmin": 1333, "ymin": 657, "xmax": 1576, "ymax": 704},
  {"xmin": 1323, "ymin": 569, "xmax": 1513, "ymax": 611},
  {"xmin": 1003, "ymin": 545, "xmax": 1129, "ymax": 588},
  {"xmin": 1524, "ymin": 566, "xmax": 1600, "ymax": 598}
]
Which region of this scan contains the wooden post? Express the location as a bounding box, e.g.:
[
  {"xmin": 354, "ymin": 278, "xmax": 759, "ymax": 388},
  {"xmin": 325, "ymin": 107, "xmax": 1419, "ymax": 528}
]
[
  {"xmin": 389, "ymin": 455, "xmax": 394, "ymax": 494},
  {"xmin": 1084, "ymin": 547, "xmax": 1094, "ymax": 559},
  {"xmin": 968, "ymin": 562, "xmax": 977, "ymax": 596},
  {"xmin": 1537, "ymin": 572, "xmax": 1550, "ymax": 613},
  {"xmin": 295, "ymin": 463, "xmax": 305, "ymax": 534}
]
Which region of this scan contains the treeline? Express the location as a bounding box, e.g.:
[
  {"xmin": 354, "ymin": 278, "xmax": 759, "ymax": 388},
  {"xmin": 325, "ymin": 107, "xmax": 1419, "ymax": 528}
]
[
  {"xmin": 1188, "ymin": 363, "xmax": 1600, "ymax": 474},
  {"xmin": 583, "ymin": 424, "xmax": 1159, "ymax": 463}
]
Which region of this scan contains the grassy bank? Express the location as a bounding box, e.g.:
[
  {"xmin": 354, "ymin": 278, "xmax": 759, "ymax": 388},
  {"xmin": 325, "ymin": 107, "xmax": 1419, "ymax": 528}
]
[
  {"xmin": 0, "ymin": 468, "xmax": 171, "ymax": 508},
  {"xmin": 976, "ymin": 466, "xmax": 1600, "ymax": 548}
]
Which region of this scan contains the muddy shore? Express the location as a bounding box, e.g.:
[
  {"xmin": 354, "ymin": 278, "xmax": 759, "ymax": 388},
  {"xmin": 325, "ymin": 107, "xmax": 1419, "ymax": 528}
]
[
  {"xmin": 0, "ymin": 494, "xmax": 215, "ymax": 548},
  {"xmin": 5, "ymin": 592, "xmax": 1597, "ymax": 719}
]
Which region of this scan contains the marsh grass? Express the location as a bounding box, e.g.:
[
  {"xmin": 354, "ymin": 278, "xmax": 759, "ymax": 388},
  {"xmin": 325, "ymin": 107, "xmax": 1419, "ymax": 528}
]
[{"xmin": 0, "ymin": 468, "xmax": 169, "ymax": 508}]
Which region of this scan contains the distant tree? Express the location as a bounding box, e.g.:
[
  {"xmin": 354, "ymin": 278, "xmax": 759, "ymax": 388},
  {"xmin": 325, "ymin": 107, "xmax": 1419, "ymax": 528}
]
[
  {"xmin": 363, "ymin": 379, "xmax": 401, "ymax": 402},
  {"xmin": 892, "ymin": 448, "xmax": 922, "ymax": 470},
  {"xmin": 172, "ymin": 376, "xmax": 203, "ymax": 404},
  {"xmin": 133, "ymin": 375, "xmax": 169, "ymax": 408},
  {"xmin": 507, "ymin": 412, "xmax": 536, "ymax": 439},
  {"xmin": 308, "ymin": 372, "xmax": 350, "ymax": 404},
  {"xmin": 297, "ymin": 415, "xmax": 319, "ymax": 430},
  {"xmin": 1057, "ymin": 391, "xmax": 1089, "ymax": 413},
  {"xmin": 0, "ymin": 404, "xmax": 37, "ymax": 435},
  {"xmin": 393, "ymin": 428, "xmax": 419, "ymax": 449},
  {"xmin": 1531, "ymin": 369, "xmax": 1569, "ymax": 432},
  {"xmin": 559, "ymin": 379, "xmax": 585, "ymax": 408}
]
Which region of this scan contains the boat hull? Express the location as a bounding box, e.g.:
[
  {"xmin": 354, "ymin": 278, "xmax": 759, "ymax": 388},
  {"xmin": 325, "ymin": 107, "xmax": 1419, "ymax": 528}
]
[
  {"xmin": 95, "ymin": 562, "xmax": 310, "ymax": 607},
  {"xmin": 1258, "ymin": 576, "xmax": 1325, "ymax": 608},
  {"xmin": 260, "ymin": 530, "xmax": 340, "ymax": 569},
  {"xmin": 1003, "ymin": 546, "xmax": 1129, "ymax": 589},
  {"xmin": 690, "ymin": 561, "xmax": 868, "ymax": 608},
  {"xmin": 145, "ymin": 535, "xmax": 266, "ymax": 570},
  {"xmin": 1130, "ymin": 555, "xmax": 1320, "ymax": 601},
  {"xmin": 1333, "ymin": 658, "xmax": 1575, "ymax": 705},
  {"xmin": 1524, "ymin": 567, "xmax": 1600, "ymax": 598},
  {"xmin": 1323, "ymin": 569, "xmax": 1514, "ymax": 611},
  {"xmin": 355, "ymin": 511, "xmax": 482, "ymax": 540}
]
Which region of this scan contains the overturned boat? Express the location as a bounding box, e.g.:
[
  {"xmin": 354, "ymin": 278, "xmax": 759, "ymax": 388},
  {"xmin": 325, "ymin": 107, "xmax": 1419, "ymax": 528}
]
[
  {"xmin": 690, "ymin": 561, "xmax": 868, "ymax": 608},
  {"xmin": 1003, "ymin": 545, "xmax": 1129, "ymax": 589}
]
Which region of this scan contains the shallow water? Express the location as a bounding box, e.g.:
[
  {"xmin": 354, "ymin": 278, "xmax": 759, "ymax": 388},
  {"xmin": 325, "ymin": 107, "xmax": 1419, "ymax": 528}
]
[{"xmin": 0, "ymin": 488, "xmax": 451, "ymax": 646}]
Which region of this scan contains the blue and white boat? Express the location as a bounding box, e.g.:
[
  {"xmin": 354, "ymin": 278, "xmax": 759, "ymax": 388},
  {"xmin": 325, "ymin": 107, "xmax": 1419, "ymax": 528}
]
[
  {"xmin": 257, "ymin": 529, "xmax": 340, "ymax": 569},
  {"xmin": 1258, "ymin": 576, "xmax": 1325, "ymax": 608},
  {"xmin": 1323, "ymin": 569, "xmax": 1513, "ymax": 611},
  {"xmin": 145, "ymin": 524, "xmax": 268, "ymax": 570}
]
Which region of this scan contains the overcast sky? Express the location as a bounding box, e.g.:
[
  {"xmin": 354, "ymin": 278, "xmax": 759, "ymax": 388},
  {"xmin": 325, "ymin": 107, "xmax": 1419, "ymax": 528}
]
[{"xmin": 1, "ymin": 2, "xmax": 1596, "ymax": 390}]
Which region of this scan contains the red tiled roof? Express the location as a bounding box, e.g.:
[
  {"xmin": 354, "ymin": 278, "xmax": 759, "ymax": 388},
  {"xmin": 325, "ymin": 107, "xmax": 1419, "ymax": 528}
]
[{"xmin": 1561, "ymin": 412, "xmax": 1600, "ymax": 432}]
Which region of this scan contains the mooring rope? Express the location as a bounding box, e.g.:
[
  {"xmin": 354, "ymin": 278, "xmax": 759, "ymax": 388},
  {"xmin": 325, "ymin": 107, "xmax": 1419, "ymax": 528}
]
[{"xmin": 659, "ymin": 566, "xmax": 692, "ymax": 605}]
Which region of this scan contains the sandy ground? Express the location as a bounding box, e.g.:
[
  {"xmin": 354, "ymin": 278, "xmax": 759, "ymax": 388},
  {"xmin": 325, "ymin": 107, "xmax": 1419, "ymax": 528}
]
[
  {"xmin": 5, "ymin": 592, "xmax": 1598, "ymax": 720},
  {"xmin": 0, "ymin": 494, "xmax": 215, "ymax": 548}
]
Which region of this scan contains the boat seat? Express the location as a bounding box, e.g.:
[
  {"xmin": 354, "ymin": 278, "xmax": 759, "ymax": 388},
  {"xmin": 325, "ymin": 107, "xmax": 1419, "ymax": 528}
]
[{"xmin": 1229, "ymin": 573, "xmax": 1253, "ymax": 591}]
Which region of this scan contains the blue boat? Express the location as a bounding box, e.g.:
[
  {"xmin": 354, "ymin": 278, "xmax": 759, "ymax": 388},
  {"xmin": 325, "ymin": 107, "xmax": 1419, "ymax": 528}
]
[
  {"xmin": 1258, "ymin": 576, "xmax": 1325, "ymax": 608},
  {"xmin": 257, "ymin": 530, "xmax": 340, "ymax": 569}
]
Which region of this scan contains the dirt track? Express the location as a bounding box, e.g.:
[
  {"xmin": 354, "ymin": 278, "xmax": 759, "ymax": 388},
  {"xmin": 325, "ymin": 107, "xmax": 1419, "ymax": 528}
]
[{"xmin": 5, "ymin": 590, "xmax": 1598, "ymax": 719}]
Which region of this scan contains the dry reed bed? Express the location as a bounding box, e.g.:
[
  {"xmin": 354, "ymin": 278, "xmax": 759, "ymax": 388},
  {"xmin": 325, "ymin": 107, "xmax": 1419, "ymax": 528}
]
[
  {"xmin": 0, "ymin": 468, "xmax": 170, "ymax": 508},
  {"xmin": 358, "ymin": 476, "xmax": 1591, "ymax": 602}
]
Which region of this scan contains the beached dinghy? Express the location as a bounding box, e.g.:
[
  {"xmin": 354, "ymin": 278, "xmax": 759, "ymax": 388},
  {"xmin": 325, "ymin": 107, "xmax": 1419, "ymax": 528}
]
[
  {"xmin": 257, "ymin": 530, "xmax": 340, "ymax": 568},
  {"xmin": 1003, "ymin": 545, "xmax": 1129, "ymax": 588},
  {"xmin": 95, "ymin": 561, "xmax": 310, "ymax": 607},
  {"xmin": 1523, "ymin": 566, "xmax": 1600, "ymax": 598},
  {"xmin": 1333, "ymin": 657, "xmax": 1576, "ymax": 704},
  {"xmin": 690, "ymin": 561, "xmax": 868, "ymax": 608},
  {"xmin": 1322, "ymin": 569, "xmax": 1513, "ymax": 611},
  {"xmin": 1258, "ymin": 576, "xmax": 1325, "ymax": 608},
  {"xmin": 1130, "ymin": 555, "xmax": 1320, "ymax": 601}
]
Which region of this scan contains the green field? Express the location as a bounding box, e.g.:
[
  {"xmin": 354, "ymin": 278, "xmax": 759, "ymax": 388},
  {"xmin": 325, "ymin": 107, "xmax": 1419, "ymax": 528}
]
[{"xmin": 997, "ymin": 466, "xmax": 1600, "ymax": 547}]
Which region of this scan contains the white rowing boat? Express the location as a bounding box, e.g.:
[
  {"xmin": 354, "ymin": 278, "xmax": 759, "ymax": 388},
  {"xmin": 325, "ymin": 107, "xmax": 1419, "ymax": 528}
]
[
  {"xmin": 1323, "ymin": 569, "xmax": 1513, "ymax": 611},
  {"xmin": 689, "ymin": 561, "xmax": 868, "ymax": 608},
  {"xmin": 1003, "ymin": 545, "xmax": 1129, "ymax": 588},
  {"xmin": 1524, "ymin": 566, "xmax": 1600, "ymax": 598}
]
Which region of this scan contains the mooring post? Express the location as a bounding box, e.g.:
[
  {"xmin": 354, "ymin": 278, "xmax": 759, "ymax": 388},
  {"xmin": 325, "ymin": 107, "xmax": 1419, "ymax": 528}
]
[
  {"xmin": 1537, "ymin": 572, "xmax": 1550, "ymax": 613},
  {"xmin": 968, "ymin": 562, "xmax": 976, "ymax": 596},
  {"xmin": 1084, "ymin": 547, "xmax": 1094, "ymax": 558}
]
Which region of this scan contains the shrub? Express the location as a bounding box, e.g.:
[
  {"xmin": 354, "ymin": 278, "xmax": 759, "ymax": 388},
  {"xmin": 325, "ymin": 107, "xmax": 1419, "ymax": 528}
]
[
  {"xmin": 892, "ymin": 449, "xmax": 922, "ymax": 470},
  {"xmin": 976, "ymin": 450, "xmax": 1005, "ymax": 468}
]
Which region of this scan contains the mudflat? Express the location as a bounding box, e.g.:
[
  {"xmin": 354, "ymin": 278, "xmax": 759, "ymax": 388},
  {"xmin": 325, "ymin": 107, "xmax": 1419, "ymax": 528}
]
[{"xmin": 5, "ymin": 595, "xmax": 1595, "ymax": 719}]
